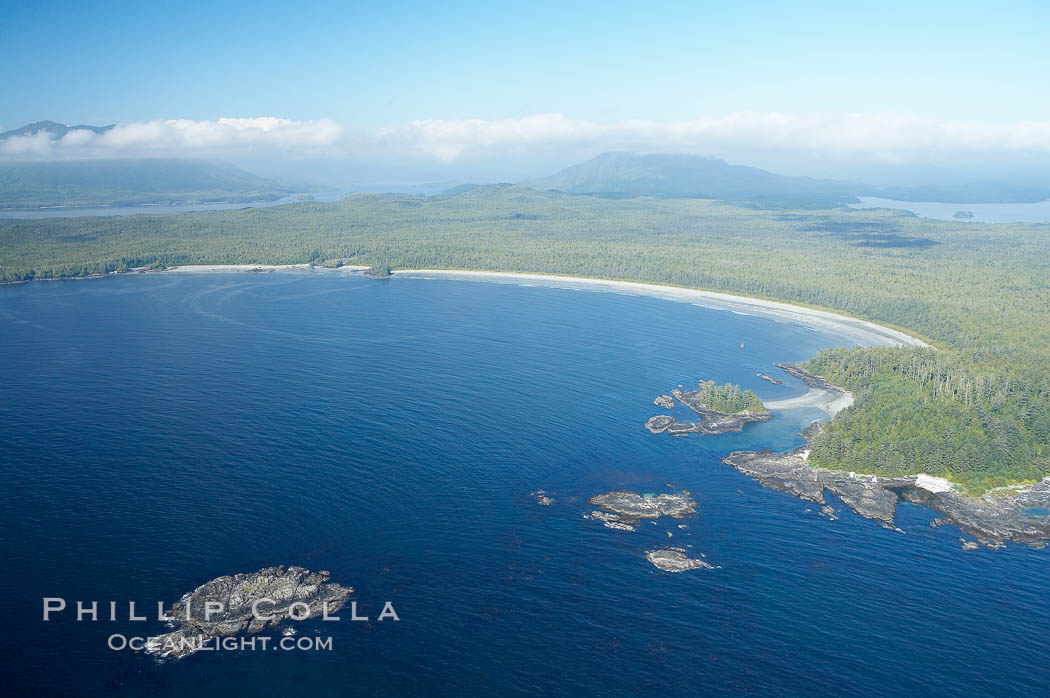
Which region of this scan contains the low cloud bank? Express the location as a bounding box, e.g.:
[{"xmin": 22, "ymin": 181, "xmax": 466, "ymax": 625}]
[
  {"xmin": 4, "ymin": 113, "xmax": 1050, "ymax": 183},
  {"xmin": 1, "ymin": 117, "xmax": 343, "ymax": 158}
]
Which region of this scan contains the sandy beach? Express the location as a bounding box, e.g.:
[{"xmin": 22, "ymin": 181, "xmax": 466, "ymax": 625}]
[
  {"xmin": 393, "ymin": 270, "xmax": 929, "ymax": 349},
  {"xmin": 764, "ymin": 387, "xmax": 854, "ymax": 417}
]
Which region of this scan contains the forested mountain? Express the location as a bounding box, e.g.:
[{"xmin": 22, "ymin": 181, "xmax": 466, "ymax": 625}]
[
  {"xmin": 527, "ymin": 152, "xmax": 859, "ymax": 208},
  {"xmin": 0, "ymin": 159, "xmax": 295, "ymax": 208},
  {"xmin": 1, "ymin": 185, "xmax": 1048, "ymax": 493},
  {"xmin": 527, "ymin": 151, "xmax": 1050, "ymax": 206}
]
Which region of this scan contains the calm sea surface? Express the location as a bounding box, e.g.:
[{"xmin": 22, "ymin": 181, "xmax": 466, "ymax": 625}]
[
  {"xmin": 849, "ymin": 196, "xmax": 1050, "ymax": 223},
  {"xmin": 1, "ymin": 273, "xmax": 1047, "ymax": 696}
]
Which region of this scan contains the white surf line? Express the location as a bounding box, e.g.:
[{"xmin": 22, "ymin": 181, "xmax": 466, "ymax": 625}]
[{"xmin": 392, "ymin": 270, "xmax": 929, "ymax": 349}]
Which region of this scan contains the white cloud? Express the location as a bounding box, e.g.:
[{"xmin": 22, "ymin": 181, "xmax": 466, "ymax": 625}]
[
  {"xmin": 1, "ymin": 117, "xmax": 344, "ymax": 158},
  {"xmin": 3, "ymin": 113, "xmax": 1050, "ymax": 166}
]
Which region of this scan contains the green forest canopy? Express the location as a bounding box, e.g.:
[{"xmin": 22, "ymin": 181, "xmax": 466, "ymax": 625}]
[{"xmin": 2, "ymin": 184, "xmax": 1048, "ymax": 493}]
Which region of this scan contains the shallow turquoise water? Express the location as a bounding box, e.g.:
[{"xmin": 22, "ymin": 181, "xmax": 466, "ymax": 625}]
[{"xmin": 1, "ymin": 273, "xmax": 1047, "ymax": 696}]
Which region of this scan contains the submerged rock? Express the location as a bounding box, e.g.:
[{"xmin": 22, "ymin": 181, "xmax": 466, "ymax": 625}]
[
  {"xmin": 588, "ymin": 490, "xmax": 697, "ymax": 523},
  {"xmin": 645, "ymin": 415, "xmax": 676, "ymax": 433},
  {"xmin": 145, "ymin": 566, "xmax": 351, "ymax": 658},
  {"xmin": 530, "ymin": 490, "xmax": 554, "ymax": 506},
  {"xmin": 645, "ymin": 547, "xmax": 713, "ymax": 572}
]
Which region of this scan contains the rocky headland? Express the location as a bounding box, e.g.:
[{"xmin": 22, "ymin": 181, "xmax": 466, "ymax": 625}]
[
  {"xmin": 723, "ymin": 423, "xmax": 1050, "ymax": 549},
  {"xmin": 145, "ymin": 565, "xmax": 351, "ymax": 658}
]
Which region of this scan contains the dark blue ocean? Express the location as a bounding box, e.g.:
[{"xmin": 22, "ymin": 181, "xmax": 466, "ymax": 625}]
[{"xmin": 1, "ymin": 273, "xmax": 1047, "ymax": 696}]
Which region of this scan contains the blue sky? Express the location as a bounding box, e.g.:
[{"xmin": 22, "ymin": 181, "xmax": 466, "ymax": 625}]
[
  {"xmin": 2, "ymin": 1, "xmax": 1049, "ymax": 183},
  {"xmin": 3, "ymin": 0, "xmax": 1048, "ymax": 126}
]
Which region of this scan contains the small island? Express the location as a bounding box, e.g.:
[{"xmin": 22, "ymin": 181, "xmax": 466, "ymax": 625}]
[
  {"xmin": 145, "ymin": 566, "xmax": 351, "ymax": 658},
  {"xmin": 953, "ymin": 210, "xmax": 975, "ymax": 219},
  {"xmin": 587, "ymin": 489, "xmax": 696, "ymax": 527},
  {"xmin": 646, "ymin": 380, "xmax": 771, "ymax": 435},
  {"xmin": 755, "ymin": 372, "xmax": 782, "ymax": 384},
  {"xmin": 645, "ymin": 547, "xmax": 713, "ymax": 572}
]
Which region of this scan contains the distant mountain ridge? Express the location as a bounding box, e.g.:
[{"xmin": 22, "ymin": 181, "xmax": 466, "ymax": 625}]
[
  {"xmin": 526, "ymin": 152, "xmax": 860, "ymax": 208},
  {"xmin": 0, "ymin": 120, "xmax": 115, "ymax": 139},
  {"xmin": 527, "ymin": 152, "xmax": 1050, "ymax": 207},
  {"xmin": 0, "ymin": 159, "xmax": 295, "ymax": 209}
]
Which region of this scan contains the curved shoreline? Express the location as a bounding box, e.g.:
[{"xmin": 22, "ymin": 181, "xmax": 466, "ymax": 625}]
[
  {"xmin": 3, "ymin": 263, "xmax": 931, "ymax": 352},
  {"xmin": 393, "ymin": 269, "xmax": 930, "ymax": 349}
]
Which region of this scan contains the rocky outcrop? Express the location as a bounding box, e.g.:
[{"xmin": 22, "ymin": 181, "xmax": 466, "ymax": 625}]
[
  {"xmin": 145, "ymin": 566, "xmax": 351, "ymax": 658},
  {"xmin": 776, "ymin": 363, "xmax": 839, "ymax": 391},
  {"xmin": 645, "ymin": 408, "xmax": 771, "ymax": 436},
  {"xmin": 588, "ymin": 490, "xmax": 696, "ymax": 523},
  {"xmin": 722, "ymin": 446, "xmax": 907, "ymax": 526},
  {"xmin": 755, "ymin": 372, "xmax": 782, "ymax": 384},
  {"xmin": 645, "ymin": 415, "xmax": 676, "ymax": 433},
  {"xmin": 901, "ymin": 483, "xmax": 1050, "ymax": 548},
  {"xmin": 584, "ymin": 510, "xmax": 636, "ymax": 531},
  {"xmin": 645, "ymin": 547, "xmax": 713, "ymax": 572},
  {"xmin": 653, "ymin": 394, "xmax": 675, "ymax": 409}
]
